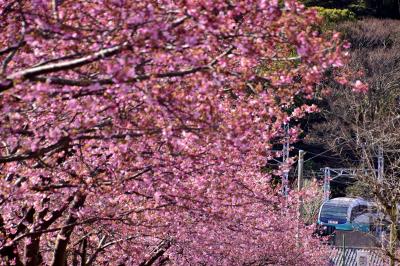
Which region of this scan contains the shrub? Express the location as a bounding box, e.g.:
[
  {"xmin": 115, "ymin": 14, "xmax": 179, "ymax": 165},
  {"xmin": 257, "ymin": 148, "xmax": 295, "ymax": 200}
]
[
  {"xmin": 301, "ymin": 0, "xmax": 358, "ymax": 9},
  {"xmin": 313, "ymin": 7, "xmax": 356, "ymax": 25}
]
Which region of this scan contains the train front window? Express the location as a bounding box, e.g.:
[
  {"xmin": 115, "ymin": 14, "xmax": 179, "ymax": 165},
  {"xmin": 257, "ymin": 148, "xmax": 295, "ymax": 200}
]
[{"xmin": 320, "ymin": 204, "xmax": 349, "ymax": 220}]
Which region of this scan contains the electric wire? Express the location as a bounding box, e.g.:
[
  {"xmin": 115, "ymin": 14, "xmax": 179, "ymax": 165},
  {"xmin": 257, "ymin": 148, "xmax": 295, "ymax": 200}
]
[{"xmin": 303, "ymin": 140, "xmax": 351, "ymax": 163}]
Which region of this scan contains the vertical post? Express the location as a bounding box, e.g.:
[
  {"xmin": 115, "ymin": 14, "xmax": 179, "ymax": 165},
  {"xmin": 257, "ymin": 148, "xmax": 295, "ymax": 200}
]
[
  {"xmin": 361, "ymin": 142, "xmax": 367, "ymax": 176},
  {"xmin": 342, "ymin": 234, "xmax": 346, "ymax": 266},
  {"xmin": 282, "ymin": 123, "xmax": 290, "ymax": 196},
  {"xmin": 378, "ymin": 147, "xmax": 384, "ymax": 182},
  {"xmin": 52, "ymin": 0, "xmax": 59, "ymax": 21},
  {"xmin": 323, "ymin": 167, "xmax": 330, "ymax": 202},
  {"xmin": 377, "ymin": 146, "xmax": 384, "ymax": 243},
  {"xmin": 296, "ymin": 150, "xmax": 304, "ymax": 247},
  {"xmin": 389, "ymin": 202, "xmax": 397, "ymax": 266},
  {"xmin": 297, "ymin": 150, "xmax": 305, "ymax": 192}
]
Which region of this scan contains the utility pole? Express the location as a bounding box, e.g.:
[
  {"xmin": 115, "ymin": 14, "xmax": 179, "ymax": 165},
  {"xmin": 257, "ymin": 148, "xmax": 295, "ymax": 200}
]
[
  {"xmin": 296, "ymin": 150, "xmax": 305, "ymax": 247},
  {"xmin": 323, "ymin": 167, "xmax": 330, "ymax": 202},
  {"xmin": 377, "ymin": 146, "xmax": 384, "ymax": 244},
  {"xmin": 297, "ymin": 150, "xmax": 304, "ymax": 192},
  {"xmin": 282, "ymin": 123, "xmax": 290, "ymax": 196},
  {"xmin": 342, "ymin": 234, "xmax": 346, "ymax": 266},
  {"xmin": 321, "ymin": 168, "xmax": 359, "ymax": 202},
  {"xmin": 297, "ymin": 150, "xmax": 305, "ymax": 215}
]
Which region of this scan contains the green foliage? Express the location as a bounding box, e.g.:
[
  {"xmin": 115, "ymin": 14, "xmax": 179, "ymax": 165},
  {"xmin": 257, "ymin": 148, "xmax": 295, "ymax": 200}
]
[
  {"xmin": 313, "ymin": 7, "xmax": 356, "ymax": 25},
  {"xmin": 347, "ymin": 2, "xmax": 370, "ymax": 15},
  {"xmin": 301, "ymin": 0, "xmax": 363, "ymax": 9},
  {"xmin": 301, "ymin": 179, "xmax": 324, "ymax": 225},
  {"xmin": 301, "ymin": 0, "xmax": 399, "ymax": 18},
  {"xmin": 300, "ymin": 0, "xmax": 371, "ymax": 11}
]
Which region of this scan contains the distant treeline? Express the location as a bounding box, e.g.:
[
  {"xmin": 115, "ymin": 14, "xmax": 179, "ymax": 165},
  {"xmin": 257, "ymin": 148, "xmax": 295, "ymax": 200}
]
[{"xmin": 302, "ymin": 0, "xmax": 400, "ymax": 18}]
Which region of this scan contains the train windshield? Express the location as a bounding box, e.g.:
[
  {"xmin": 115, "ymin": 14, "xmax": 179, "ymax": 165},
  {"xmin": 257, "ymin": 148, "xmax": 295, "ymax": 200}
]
[{"xmin": 320, "ymin": 203, "xmax": 349, "ymax": 220}]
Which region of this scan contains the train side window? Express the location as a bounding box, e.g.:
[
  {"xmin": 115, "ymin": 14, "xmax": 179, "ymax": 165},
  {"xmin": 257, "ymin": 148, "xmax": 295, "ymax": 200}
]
[
  {"xmin": 351, "ymin": 206, "xmax": 360, "ymax": 221},
  {"xmin": 359, "ymin": 205, "xmax": 368, "ymax": 214},
  {"xmin": 351, "ymin": 205, "xmax": 368, "ymax": 221}
]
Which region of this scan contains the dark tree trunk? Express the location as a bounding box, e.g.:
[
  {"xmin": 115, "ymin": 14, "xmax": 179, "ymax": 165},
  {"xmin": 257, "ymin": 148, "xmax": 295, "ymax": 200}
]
[
  {"xmin": 50, "ymin": 193, "xmax": 86, "ymax": 266},
  {"xmin": 24, "ymin": 236, "xmax": 42, "ymax": 266}
]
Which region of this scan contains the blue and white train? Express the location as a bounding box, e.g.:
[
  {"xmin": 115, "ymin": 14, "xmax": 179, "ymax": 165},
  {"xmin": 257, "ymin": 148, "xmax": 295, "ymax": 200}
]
[{"xmin": 317, "ymin": 197, "xmax": 377, "ymax": 233}]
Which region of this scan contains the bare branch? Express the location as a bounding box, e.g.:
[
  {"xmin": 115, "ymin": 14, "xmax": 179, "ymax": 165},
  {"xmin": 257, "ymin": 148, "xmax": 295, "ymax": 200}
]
[
  {"xmin": 0, "ymin": 43, "xmax": 25, "ymax": 57},
  {"xmin": 139, "ymin": 238, "xmax": 172, "ymax": 266},
  {"xmin": 0, "ymin": 45, "xmax": 234, "ymax": 93},
  {"xmin": 10, "ymin": 43, "xmax": 128, "ymax": 79},
  {"xmin": 0, "ymin": 137, "xmax": 70, "ymax": 163},
  {"xmin": 0, "ymin": 42, "xmax": 129, "ymax": 93}
]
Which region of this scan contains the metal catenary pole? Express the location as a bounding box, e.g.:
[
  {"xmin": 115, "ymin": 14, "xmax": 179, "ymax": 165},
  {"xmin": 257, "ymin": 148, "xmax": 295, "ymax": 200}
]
[
  {"xmin": 296, "ymin": 150, "xmax": 305, "ymax": 246},
  {"xmin": 323, "ymin": 167, "xmax": 330, "ymax": 202},
  {"xmin": 282, "ymin": 123, "xmax": 290, "ymax": 196},
  {"xmin": 297, "ymin": 150, "xmax": 304, "ymax": 193}
]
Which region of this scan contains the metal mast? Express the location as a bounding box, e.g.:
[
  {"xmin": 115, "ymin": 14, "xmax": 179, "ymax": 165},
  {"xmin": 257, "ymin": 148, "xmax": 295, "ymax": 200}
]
[
  {"xmin": 282, "ymin": 123, "xmax": 290, "ymax": 196},
  {"xmin": 323, "ymin": 167, "xmax": 331, "ymax": 202}
]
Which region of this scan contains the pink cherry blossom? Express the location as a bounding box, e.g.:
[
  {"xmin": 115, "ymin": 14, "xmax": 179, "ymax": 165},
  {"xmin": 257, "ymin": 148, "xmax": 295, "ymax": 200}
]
[{"xmin": 0, "ymin": 0, "xmax": 355, "ymax": 265}]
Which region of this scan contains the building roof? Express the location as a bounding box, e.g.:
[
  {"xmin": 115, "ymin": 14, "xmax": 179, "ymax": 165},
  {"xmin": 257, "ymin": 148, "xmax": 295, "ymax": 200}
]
[{"xmin": 329, "ymin": 247, "xmax": 386, "ymax": 266}]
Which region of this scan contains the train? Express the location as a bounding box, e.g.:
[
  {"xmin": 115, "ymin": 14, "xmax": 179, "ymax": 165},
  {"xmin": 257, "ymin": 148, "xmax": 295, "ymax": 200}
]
[{"xmin": 317, "ymin": 197, "xmax": 377, "ymax": 234}]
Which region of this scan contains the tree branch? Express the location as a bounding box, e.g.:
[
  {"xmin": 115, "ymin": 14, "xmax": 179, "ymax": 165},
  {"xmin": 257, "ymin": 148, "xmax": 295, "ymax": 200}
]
[
  {"xmin": 0, "ymin": 137, "xmax": 70, "ymax": 163},
  {"xmin": 0, "ymin": 42, "xmax": 129, "ymax": 93},
  {"xmin": 0, "ymin": 45, "xmax": 234, "ymax": 92},
  {"xmin": 139, "ymin": 238, "xmax": 172, "ymax": 266}
]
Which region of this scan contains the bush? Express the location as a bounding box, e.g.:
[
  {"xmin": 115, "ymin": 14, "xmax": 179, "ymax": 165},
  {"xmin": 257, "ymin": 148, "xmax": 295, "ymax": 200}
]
[
  {"xmin": 313, "ymin": 7, "xmax": 356, "ymax": 25},
  {"xmin": 302, "ymin": 0, "xmax": 358, "ymax": 9},
  {"xmin": 302, "ymin": 0, "xmax": 400, "ymax": 18},
  {"xmin": 301, "ymin": 0, "xmax": 374, "ymax": 16}
]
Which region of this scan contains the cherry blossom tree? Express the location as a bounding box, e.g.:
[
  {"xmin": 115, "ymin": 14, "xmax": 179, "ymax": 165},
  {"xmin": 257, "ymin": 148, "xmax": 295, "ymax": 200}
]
[{"xmin": 0, "ymin": 0, "xmax": 359, "ymax": 265}]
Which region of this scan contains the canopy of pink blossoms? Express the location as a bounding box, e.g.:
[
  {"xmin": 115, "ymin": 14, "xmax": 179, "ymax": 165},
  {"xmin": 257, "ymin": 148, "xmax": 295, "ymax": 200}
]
[{"xmin": 0, "ymin": 0, "xmax": 354, "ymax": 265}]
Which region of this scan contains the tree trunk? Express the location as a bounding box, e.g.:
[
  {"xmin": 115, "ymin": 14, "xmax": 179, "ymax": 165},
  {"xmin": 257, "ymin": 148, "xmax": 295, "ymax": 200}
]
[
  {"xmin": 50, "ymin": 193, "xmax": 86, "ymax": 266},
  {"xmin": 24, "ymin": 236, "xmax": 41, "ymax": 266}
]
